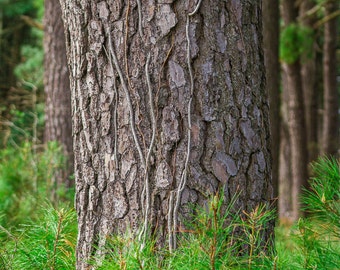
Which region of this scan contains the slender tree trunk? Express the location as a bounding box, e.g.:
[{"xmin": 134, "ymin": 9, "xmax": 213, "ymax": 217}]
[
  {"xmin": 279, "ymin": 121, "xmax": 293, "ymax": 223},
  {"xmin": 44, "ymin": 0, "xmax": 73, "ymax": 190},
  {"xmin": 322, "ymin": 0, "xmax": 339, "ymax": 157},
  {"xmin": 263, "ymin": 0, "xmax": 280, "ymax": 202},
  {"xmin": 60, "ymin": 1, "xmax": 273, "ymax": 268},
  {"xmin": 279, "ymin": 71, "xmax": 293, "ymax": 222},
  {"xmin": 281, "ymin": 0, "xmax": 308, "ymax": 221},
  {"xmin": 300, "ymin": 0, "xmax": 319, "ymax": 163},
  {"xmin": 315, "ymin": 50, "xmax": 324, "ymax": 146}
]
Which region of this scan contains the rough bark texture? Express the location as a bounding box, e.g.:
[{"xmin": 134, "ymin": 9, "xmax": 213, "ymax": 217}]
[
  {"xmin": 44, "ymin": 0, "xmax": 73, "ymax": 189},
  {"xmin": 59, "ymin": 1, "xmax": 273, "ymax": 268},
  {"xmin": 281, "ymin": 0, "xmax": 308, "ymax": 221},
  {"xmin": 263, "ymin": 0, "xmax": 280, "ymax": 201},
  {"xmin": 300, "ymin": 0, "xmax": 319, "ymax": 163},
  {"xmin": 322, "ymin": 0, "xmax": 339, "ymax": 157}
]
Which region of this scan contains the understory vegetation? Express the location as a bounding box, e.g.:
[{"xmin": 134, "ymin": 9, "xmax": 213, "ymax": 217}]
[{"xmin": 0, "ymin": 143, "xmax": 339, "ymax": 269}]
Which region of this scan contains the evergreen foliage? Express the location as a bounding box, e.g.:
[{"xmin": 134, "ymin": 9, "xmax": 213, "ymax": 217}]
[
  {"xmin": 0, "ymin": 142, "xmax": 76, "ymax": 270},
  {"xmin": 6, "ymin": 105, "xmax": 45, "ymax": 145},
  {"xmin": 280, "ymin": 23, "xmax": 314, "ymax": 64},
  {"xmin": 14, "ymin": 45, "xmax": 44, "ymax": 86},
  {"xmin": 276, "ymin": 157, "xmax": 340, "ymax": 269},
  {"xmin": 0, "ymin": 205, "xmax": 76, "ymax": 270},
  {"xmin": 95, "ymin": 193, "xmax": 276, "ymax": 270},
  {"xmin": 0, "ymin": 142, "xmax": 70, "ymax": 229},
  {"xmin": 0, "ymin": 0, "xmax": 36, "ymax": 17},
  {"xmin": 303, "ymin": 157, "xmax": 340, "ymax": 231},
  {"xmin": 0, "ymin": 155, "xmax": 339, "ymax": 269}
]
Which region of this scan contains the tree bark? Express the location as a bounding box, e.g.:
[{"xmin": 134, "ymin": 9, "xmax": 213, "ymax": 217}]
[
  {"xmin": 44, "ymin": 0, "xmax": 73, "ymax": 189},
  {"xmin": 322, "ymin": 0, "xmax": 339, "ymax": 157},
  {"xmin": 279, "ymin": 71, "xmax": 293, "ymax": 222},
  {"xmin": 263, "ymin": 0, "xmax": 280, "ymax": 202},
  {"xmin": 281, "ymin": 0, "xmax": 308, "ymax": 221},
  {"xmin": 60, "ymin": 1, "xmax": 273, "ymax": 268},
  {"xmin": 300, "ymin": 0, "xmax": 319, "ymax": 163}
]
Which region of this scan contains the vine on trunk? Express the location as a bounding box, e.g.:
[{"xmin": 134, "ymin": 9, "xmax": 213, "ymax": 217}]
[{"xmin": 169, "ymin": 0, "xmax": 203, "ymax": 251}]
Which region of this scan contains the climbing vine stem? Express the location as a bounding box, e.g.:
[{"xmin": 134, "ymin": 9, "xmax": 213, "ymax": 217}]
[
  {"xmin": 136, "ymin": 0, "xmax": 143, "ymax": 37},
  {"xmin": 106, "ymin": 28, "xmax": 146, "ymax": 169},
  {"xmin": 170, "ymin": 0, "xmax": 203, "ymax": 251},
  {"xmin": 139, "ymin": 52, "xmax": 156, "ymax": 248},
  {"xmin": 103, "ymin": 45, "xmax": 119, "ymax": 172}
]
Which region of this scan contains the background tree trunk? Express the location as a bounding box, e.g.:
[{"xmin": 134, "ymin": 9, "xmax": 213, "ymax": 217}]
[
  {"xmin": 300, "ymin": 0, "xmax": 319, "ymax": 163},
  {"xmin": 281, "ymin": 0, "xmax": 308, "ymax": 221},
  {"xmin": 279, "ymin": 72, "xmax": 293, "ymax": 222},
  {"xmin": 44, "ymin": 0, "xmax": 73, "ymax": 190},
  {"xmin": 263, "ymin": 0, "xmax": 280, "ymax": 202},
  {"xmin": 60, "ymin": 1, "xmax": 273, "ymax": 268},
  {"xmin": 322, "ymin": 0, "xmax": 339, "ymax": 157}
]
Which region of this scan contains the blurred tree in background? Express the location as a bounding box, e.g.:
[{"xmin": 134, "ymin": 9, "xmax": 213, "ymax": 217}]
[
  {"xmin": 279, "ymin": 0, "xmax": 339, "ymax": 223},
  {"xmin": 43, "ymin": 0, "xmax": 73, "ymax": 195},
  {"xmin": 263, "ymin": 0, "xmax": 280, "ymax": 205},
  {"xmin": 0, "ymin": 0, "xmax": 44, "ymax": 146}
]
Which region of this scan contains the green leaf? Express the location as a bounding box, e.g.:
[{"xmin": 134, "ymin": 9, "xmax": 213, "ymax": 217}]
[{"xmin": 280, "ymin": 23, "xmax": 314, "ymax": 64}]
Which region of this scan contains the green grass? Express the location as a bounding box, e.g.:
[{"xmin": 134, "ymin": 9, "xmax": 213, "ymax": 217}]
[{"xmin": 0, "ymin": 144, "xmax": 339, "ymax": 269}]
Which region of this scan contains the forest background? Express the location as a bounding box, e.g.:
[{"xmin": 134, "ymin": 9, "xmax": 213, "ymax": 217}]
[{"xmin": 0, "ymin": 0, "xmax": 339, "ymax": 269}]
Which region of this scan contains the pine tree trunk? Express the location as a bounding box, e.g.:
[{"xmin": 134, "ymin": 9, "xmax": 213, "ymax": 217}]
[
  {"xmin": 59, "ymin": 1, "xmax": 273, "ymax": 268},
  {"xmin": 44, "ymin": 0, "xmax": 73, "ymax": 190},
  {"xmin": 300, "ymin": 0, "xmax": 319, "ymax": 163},
  {"xmin": 281, "ymin": 0, "xmax": 308, "ymax": 221},
  {"xmin": 322, "ymin": 0, "xmax": 339, "ymax": 157},
  {"xmin": 279, "ymin": 71, "xmax": 293, "ymax": 222},
  {"xmin": 263, "ymin": 0, "xmax": 280, "ymax": 201}
]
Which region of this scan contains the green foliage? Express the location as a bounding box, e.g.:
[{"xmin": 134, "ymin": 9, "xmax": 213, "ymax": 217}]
[
  {"xmin": 280, "ymin": 23, "xmax": 314, "ymax": 64},
  {"xmin": 0, "ymin": 0, "xmax": 44, "ymax": 107},
  {"xmin": 276, "ymin": 220, "xmax": 340, "ymax": 270},
  {"xmin": 95, "ymin": 158, "xmax": 340, "ymax": 270},
  {"xmin": 239, "ymin": 205, "xmax": 275, "ymax": 269},
  {"xmin": 0, "ymin": 0, "xmax": 36, "ymax": 17},
  {"xmin": 0, "ymin": 0, "xmax": 45, "ymax": 148},
  {"xmin": 14, "ymin": 45, "xmax": 43, "ymax": 86},
  {"xmin": 0, "ymin": 141, "xmax": 76, "ymax": 269},
  {"xmin": 95, "ymin": 231, "xmax": 160, "ymax": 270},
  {"xmin": 95, "ymin": 193, "xmax": 276, "ymax": 270},
  {"xmin": 276, "ymin": 157, "xmax": 340, "ymax": 269},
  {"xmin": 164, "ymin": 194, "xmax": 275, "ymax": 270},
  {"xmin": 14, "ymin": 28, "xmax": 44, "ymax": 89},
  {"xmin": 303, "ymin": 157, "xmax": 340, "ymax": 232},
  {"xmin": 13, "ymin": 0, "xmax": 44, "ymax": 86},
  {"xmin": 5, "ymin": 104, "xmax": 45, "ymax": 146},
  {"xmin": 0, "ymin": 205, "xmax": 77, "ymax": 270},
  {"xmin": 0, "ymin": 142, "xmax": 69, "ymax": 228},
  {"xmin": 165, "ymin": 194, "xmax": 245, "ymax": 270},
  {"xmin": 0, "ymin": 157, "xmax": 339, "ymax": 269},
  {"xmin": 33, "ymin": 0, "xmax": 44, "ymax": 22}
]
